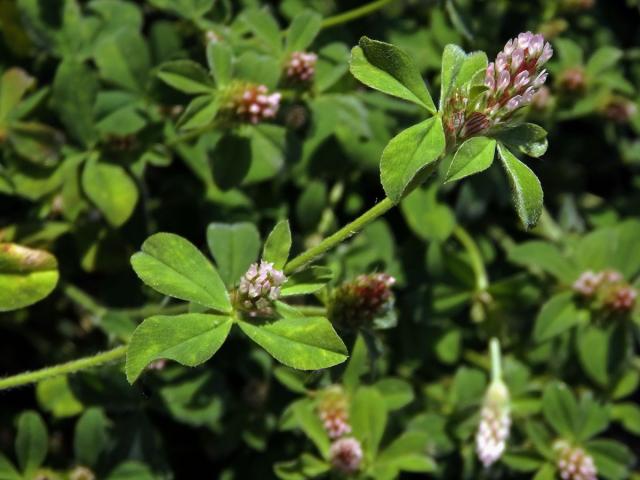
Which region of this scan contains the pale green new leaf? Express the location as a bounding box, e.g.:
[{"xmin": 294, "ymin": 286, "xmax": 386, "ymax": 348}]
[
  {"xmin": 0, "ymin": 243, "xmax": 58, "ymax": 312},
  {"xmin": 82, "ymin": 157, "xmax": 139, "ymax": 227}
]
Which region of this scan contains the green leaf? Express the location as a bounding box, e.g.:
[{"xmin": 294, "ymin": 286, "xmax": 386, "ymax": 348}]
[
  {"xmin": 494, "ymin": 123, "xmax": 548, "ymax": 158},
  {"xmin": 497, "ymin": 144, "xmax": 543, "ymax": 229},
  {"xmin": 350, "ymin": 37, "xmax": 435, "ymax": 113},
  {"xmin": 576, "ymin": 325, "xmax": 610, "ymax": 387},
  {"xmin": 285, "ymin": 10, "xmax": 322, "ymax": 53},
  {"xmin": 575, "ymin": 394, "xmax": 609, "ymax": 442},
  {"xmin": 454, "ymin": 51, "xmax": 488, "ymax": 88},
  {"xmin": 586, "ymin": 439, "xmax": 633, "ymax": 480},
  {"xmin": 15, "ymin": 411, "xmax": 47, "ymax": 477},
  {"xmin": 237, "ymin": 316, "xmax": 347, "ymax": 370},
  {"xmin": 9, "ymin": 122, "xmax": 62, "ymax": 167},
  {"xmin": 177, "ymin": 95, "xmax": 219, "ymax": 131},
  {"xmin": 380, "ymin": 116, "xmax": 445, "ymax": 202},
  {"xmin": 82, "ymin": 157, "xmax": 139, "ymax": 227},
  {"xmin": 74, "ymin": 408, "xmax": 108, "ymax": 467},
  {"xmin": 126, "ymin": 313, "xmax": 232, "ymax": 383},
  {"xmin": 36, "ymin": 376, "xmax": 83, "ymax": 418},
  {"xmin": 274, "ymin": 454, "xmax": 329, "ymax": 480},
  {"xmin": 94, "ymin": 27, "xmax": 150, "ymax": 92},
  {"xmin": 374, "ymin": 378, "xmax": 415, "ymax": 411},
  {"xmin": 508, "ymin": 241, "xmax": 578, "ymax": 283},
  {"xmin": 611, "ymin": 403, "xmax": 640, "ymax": 435},
  {"xmin": 263, "ymin": 220, "xmax": 292, "ymax": 269},
  {"xmin": 350, "ymin": 386, "xmax": 388, "ymax": 458},
  {"xmin": 542, "ymin": 383, "xmax": 578, "ymax": 438},
  {"xmin": 533, "ymin": 463, "xmax": 557, "ymax": 480},
  {"xmin": 533, "ymin": 292, "xmax": 586, "ymax": 343},
  {"xmin": 292, "ymin": 399, "xmax": 330, "ymax": 457},
  {"xmin": 400, "ymin": 185, "xmax": 455, "ymax": 241},
  {"xmin": 0, "ymin": 68, "xmax": 34, "ymax": 121},
  {"xmin": 156, "ymin": 60, "xmax": 215, "ymax": 94},
  {"xmin": 240, "ymin": 8, "xmax": 282, "ymax": 54},
  {"xmin": 206, "ymin": 42, "xmax": 233, "ymax": 87},
  {"xmin": 343, "ymin": 334, "xmax": 368, "ymax": 393},
  {"xmin": 439, "ymin": 44, "xmax": 466, "ymax": 109},
  {"xmin": 130, "ymin": 232, "xmax": 231, "ymax": 312},
  {"xmin": 375, "ymin": 432, "xmax": 436, "ymax": 474},
  {"xmin": 0, "ymin": 453, "xmax": 20, "ymax": 480},
  {"xmin": 206, "ymin": 222, "xmax": 261, "ymax": 288},
  {"xmin": 51, "ymin": 60, "xmax": 98, "ymax": 147},
  {"xmin": 210, "ymin": 132, "xmax": 251, "ymax": 189},
  {"xmin": 0, "ymin": 243, "xmax": 58, "ymax": 312},
  {"xmin": 445, "ymin": 136, "xmax": 496, "ymax": 182},
  {"xmin": 281, "ymin": 266, "xmax": 333, "ymax": 297},
  {"xmin": 586, "ymin": 47, "xmax": 622, "ymax": 76}
]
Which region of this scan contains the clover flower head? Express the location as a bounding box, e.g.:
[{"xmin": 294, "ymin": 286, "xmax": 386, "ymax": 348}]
[
  {"xmin": 476, "ymin": 380, "xmax": 511, "ymax": 467},
  {"xmin": 328, "ymin": 273, "xmax": 396, "ymax": 329},
  {"xmin": 484, "ymin": 32, "xmax": 553, "ymax": 121},
  {"xmin": 237, "ymin": 260, "xmax": 287, "ymax": 317},
  {"xmin": 330, "ymin": 437, "xmax": 363, "ymax": 474},
  {"xmin": 285, "ymin": 51, "xmax": 318, "ymax": 83},
  {"xmin": 318, "ymin": 385, "xmax": 352, "ymax": 439},
  {"xmin": 555, "ymin": 442, "xmax": 598, "ymax": 480},
  {"xmin": 233, "ymin": 84, "xmax": 281, "ymax": 124},
  {"xmin": 573, "ymin": 270, "xmax": 605, "ymax": 297}
]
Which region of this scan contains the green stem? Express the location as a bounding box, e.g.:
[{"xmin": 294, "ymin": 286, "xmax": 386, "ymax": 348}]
[
  {"xmin": 489, "ymin": 338, "xmax": 502, "ymax": 382},
  {"xmin": 284, "ymin": 197, "xmax": 395, "ymax": 274},
  {"xmin": 320, "ymin": 0, "xmax": 397, "ymax": 29},
  {"xmin": 453, "ymin": 226, "xmax": 488, "ymax": 291},
  {"xmin": 295, "ymin": 305, "xmax": 327, "ymax": 316},
  {"xmin": 0, "ymin": 346, "xmax": 127, "ymax": 391}
]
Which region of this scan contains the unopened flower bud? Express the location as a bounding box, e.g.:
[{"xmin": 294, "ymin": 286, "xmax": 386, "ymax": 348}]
[
  {"xmin": 560, "ymin": 67, "xmax": 586, "ymax": 91},
  {"xmin": 328, "ymin": 273, "xmax": 396, "ymax": 330},
  {"xmin": 605, "ymin": 285, "xmax": 637, "ymax": 312},
  {"xmin": 554, "ymin": 441, "xmax": 597, "ymax": 480},
  {"xmin": 476, "ymin": 380, "xmax": 511, "ymax": 467},
  {"xmin": 236, "ymin": 261, "xmax": 287, "ymax": 317},
  {"xmin": 330, "ymin": 437, "xmax": 363, "ymax": 474}
]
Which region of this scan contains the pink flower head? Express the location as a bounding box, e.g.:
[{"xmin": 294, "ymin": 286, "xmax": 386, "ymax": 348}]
[
  {"xmin": 234, "ymin": 84, "xmax": 282, "ymax": 124},
  {"xmin": 330, "ymin": 438, "xmax": 363, "ymax": 474}
]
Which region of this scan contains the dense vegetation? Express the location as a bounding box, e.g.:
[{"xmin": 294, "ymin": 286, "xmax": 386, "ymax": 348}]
[{"xmin": 1, "ymin": 0, "xmax": 639, "ymax": 479}]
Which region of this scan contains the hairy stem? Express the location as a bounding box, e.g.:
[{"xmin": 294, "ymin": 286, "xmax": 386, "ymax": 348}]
[
  {"xmin": 0, "ymin": 346, "xmax": 127, "ymax": 391},
  {"xmin": 490, "ymin": 338, "xmax": 502, "ymax": 382},
  {"xmin": 284, "ymin": 197, "xmax": 395, "ymax": 274},
  {"xmin": 453, "ymin": 226, "xmax": 488, "ymax": 292},
  {"xmin": 321, "ymin": 0, "xmax": 397, "ymax": 29}
]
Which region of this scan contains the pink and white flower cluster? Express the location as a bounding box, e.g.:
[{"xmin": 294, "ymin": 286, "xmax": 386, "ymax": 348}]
[
  {"xmin": 233, "ymin": 84, "xmax": 281, "ymax": 124},
  {"xmin": 237, "ymin": 260, "xmax": 286, "ymax": 317},
  {"xmin": 318, "ymin": 385, "xmax": 352, "ymax": 439},
  {"xmin": 573, "ymin": 269, "xmax": 637, "ymax": 313},
  {"xmin": 476, "ymin": 380, "xmax": 511, "ymax": 467},
  {"xmin": 484, "ymin": 32, "xmax": 553, "ymax": 122},
  {"xmin": 555, "ymin": 442, "xmax": 598, "ymax": 480},
  {"xmin": 285, "ymin": 51, "xmax": 318, "ymax": 83}
]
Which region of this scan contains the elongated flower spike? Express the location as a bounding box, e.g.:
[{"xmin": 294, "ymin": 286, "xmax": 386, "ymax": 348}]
[
  {"xmin": 445, "ymin": 32, "xmax": 553, "ymax": 144},
  {"xmin": 483, "ymin": 32, "xmax": 553, "ymax": 124},
  {"xmin": 476, "ymin": 338, "xmax": 511, "ymax": 468}
]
